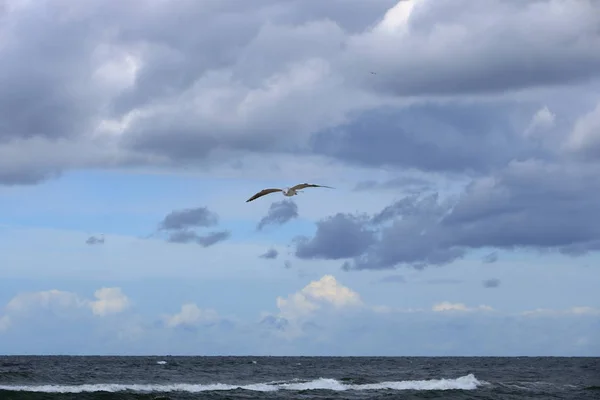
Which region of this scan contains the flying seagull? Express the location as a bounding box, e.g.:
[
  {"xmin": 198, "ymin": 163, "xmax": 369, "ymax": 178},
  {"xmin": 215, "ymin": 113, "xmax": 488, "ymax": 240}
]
[{"xmin": 246, "ymin": 183, "xmax": 334, "ymax": 202}]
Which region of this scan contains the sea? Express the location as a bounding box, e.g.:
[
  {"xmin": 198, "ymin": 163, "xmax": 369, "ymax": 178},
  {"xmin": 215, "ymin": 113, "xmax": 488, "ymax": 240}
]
[{"xmin": 0, "ymin": 356, "xmax": 598, "ymax": 399}]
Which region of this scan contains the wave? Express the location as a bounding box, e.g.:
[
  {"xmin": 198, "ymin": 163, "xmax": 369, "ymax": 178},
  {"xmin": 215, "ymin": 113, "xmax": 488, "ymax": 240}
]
[{"xmin": 0, "ymin": 374, "xmax": 481, "ymax": 393}]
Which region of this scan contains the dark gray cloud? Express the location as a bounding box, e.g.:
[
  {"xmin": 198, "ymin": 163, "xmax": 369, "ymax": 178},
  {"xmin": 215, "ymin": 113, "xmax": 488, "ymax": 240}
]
[
  {"xmin": 2, "ymin": 0, "xmax": 599, "ymax": 185},
  {"xmin": 354, "ymin": 176, "xmax": 432, "ymax": 193},
  {"xmin": 85, "ymin": 235, "xmax": 105, "ymax": 245},
  {"xmin": 295, "ymin": 213, "xmax": 376, "ymax": 260},
  {"xmin": 483, "ymin": 278, "xmax": 501, "ymax": 288},
  {"xmin": 196, "ymin": 231, "xmax": 231, "ymax": 247},
  {"xmin": 167, "ymin": 229, "xmax": 230, "ymax": 247},
  {"xmin": 442, "ymin": 160, "xmax": 600, "ymax": 252},
  {"xmin": 257, "ymin": 201, "xmax": 298, "ymax": 231},
  {"xmin": 294, "ymin": 160, "xmax": 600, "ymax": 270},
  {"xmin": 0, "ymin": 168, "xmax": 61, "ymax": 186},
  {"xmin": 159, "ymin": 207, "xmax": 219, "ymax": 231},
  {"xmin": 166, "ymin": 230, "xmax": 199, "ymax": 244},
  {"xmin": 345, "ymin": 0, "xmax": 600, "ymax": 97},
  {"xmin": 312, "ymin": 102, "xmax": 543, "ymax": 174},
  {"xmin": 483, "ymin": 252, "xmax": 499, "ymax": 264},
  {"xmin": 99, "ymin": 0, "xmax": 398, "ymax": 165},
  {"xmin": 157, "ymin": 206, "xmax": 229, "ymax": 247},
  {"xmin": 0, "ymin": 2, "xmax": 107, "ymax": 144},
  {"xmin": 260, "ymin": 249, "xmax": 279, "ymax": 260},
  {"xmin": 0, "ymin": 0, "xmax": 395, "ymax": 184}
]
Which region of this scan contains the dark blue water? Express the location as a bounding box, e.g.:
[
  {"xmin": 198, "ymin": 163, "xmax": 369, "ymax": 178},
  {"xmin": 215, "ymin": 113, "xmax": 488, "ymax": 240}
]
[{"xmin": 0, "ymin": 356, "xmax": 598, "ymax": 399}]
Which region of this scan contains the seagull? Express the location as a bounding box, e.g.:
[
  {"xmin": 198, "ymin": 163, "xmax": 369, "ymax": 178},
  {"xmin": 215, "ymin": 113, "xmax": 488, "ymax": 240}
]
[{"xmin": 246, "ymin": 183, "xmax": 334, "ymax": 202}]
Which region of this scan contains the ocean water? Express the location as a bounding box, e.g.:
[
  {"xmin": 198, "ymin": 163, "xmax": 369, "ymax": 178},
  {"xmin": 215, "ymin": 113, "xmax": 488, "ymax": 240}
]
[{"xmin": 0, "ymin": 356, "xmax": 598, "ymax": 399}]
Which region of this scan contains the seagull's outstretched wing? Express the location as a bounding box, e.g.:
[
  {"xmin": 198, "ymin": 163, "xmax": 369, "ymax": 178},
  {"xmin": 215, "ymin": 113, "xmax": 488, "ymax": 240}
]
[
  {"xmin": 246, "ymin": 188, "xmax": 283, "ymax": 202},
  {"xmin": 290, "ymin": 183, "xmax": 334, "ymax": 191}
]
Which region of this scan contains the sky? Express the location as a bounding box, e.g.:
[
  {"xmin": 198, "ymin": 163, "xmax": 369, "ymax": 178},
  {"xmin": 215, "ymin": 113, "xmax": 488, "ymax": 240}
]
[{"xmin": 1, "ymin": 0, "xmax": 600, "ymax": 356}]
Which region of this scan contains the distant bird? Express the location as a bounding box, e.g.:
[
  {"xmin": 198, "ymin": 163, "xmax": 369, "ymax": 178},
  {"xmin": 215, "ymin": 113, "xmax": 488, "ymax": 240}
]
[
  {"xmin": 246, "ymin": 183, "xmax": 334, "ymax": 202},
  {"xmin": 370, "ymin": 71, "xmax": 377, "ymax": 74}
]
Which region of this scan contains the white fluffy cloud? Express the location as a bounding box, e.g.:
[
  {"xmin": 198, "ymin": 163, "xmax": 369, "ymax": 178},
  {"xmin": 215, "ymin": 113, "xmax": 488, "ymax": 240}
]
[
  {"xmin": 90, "ymin": 288, "xmax": 130, "ymax": 316},
  {"xmin": 0, "ymin": 287, "xmax": 130, "ymax": 326},
  {"xmin": 4, "ymin": 289, "xmax": 89, "ymax": 316},
  {"xmin": 164, "ymin": 303, "xmax": 220, "ymax": 328},
  {"xmin": 432, "ymin": 302, "xmax": 494, "ymax": 313},
  {"xmin": 0, "ymin": 277, "xmax": 598, "ymax": 356},
  {"xmin": 276, "ymin": 274, "xmax": 363, "ymax": 320}
]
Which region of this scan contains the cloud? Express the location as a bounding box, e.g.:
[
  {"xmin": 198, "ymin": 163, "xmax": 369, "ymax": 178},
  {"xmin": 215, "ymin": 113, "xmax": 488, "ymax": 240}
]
[
  {"xmin": 156, "ymin": 206, "xmax": 230, "ymax": 247},
  {"xmin": 344, "ymin": 0, "xmax": 600, "ymax": 97},
  {"xmin": 295, "ymin": 213, "xmax": 376, "ymax": 260},
  {"xmin": 259, "ymin": 248, "xmax": 279, "ymax": 259},
  {"xmin": 2, "ymin": 0, "xmax": 600, "ymax": 357},
  {"xmin": 274, "ymin": 275, "xmax": 363, "ymax": 321},
  {"xmin": 257, "ymin": 200, "xmax": 299, "ymax": 231},
  {"xmin": 432, "ymin": 302, "xmax": 493, "ymax": 313},
  {"xmin": 253, "ymin": 275, "xmax": 600, "ymax": 355},
  {"xmin": 563, "ymin": 102, "xmax": 600, "ymax": 160},
  {"xmin": 166, "ymin": 230, "xmax": 231, "ymax": 247},
  {"xmin": 354, "ymin": 176, "xmax": 432, "ymax": 192},
  {"xmin": 159, "ymin": 207, "xmax": 219, "ymax": 231},
  {"xmin": 163, "ymin": 303, "xmax": 220, "ymax": 329},
  {"xmin": 2, "ymin": 0, "xmax": 599, "ymax": 185},
  {"xmin": 482, "ymin": 278, "xmax": 501, "ymax": 289},
  {"xmin": 195, "ymin": 231, "xmax": 231, "ymax": 247},
  {"xmin": 262, "ymin": 275, "xmax": 363, "ymax": 338},
  {"xmin": 89, "ymin": 288, "xmax": 130, "ymax": 316},
  {"xmin": 312, "ymin": 102, "xmax": 538, "ymax": 174},
  {"xmin": 482, "ymin": 252, "xmax": 498, "ymax": 264},
  {"xmin": 1, "ymin": 276, "xmax": 599, "ymax": 356},
  {"xmin": 1, "ymin": 287, "xmax": 129, "ymax": 324},
  {"xmin": 294, "ymin": 159, "xmax": 600, "ymax": 270},
  {"xmin": 524, "ymin": 106, "xmax": 556, "ymax": 138},
  {"xmin": 4, "ymin": 290, "xmax": 88, "ymax": 317},
  {"xmin": 521, "ymin": 306, "xmax": 600, "ymax": 317},
  {"xmin": 85, "ymin": 235, "xmax": 105, "ymax": 245}
]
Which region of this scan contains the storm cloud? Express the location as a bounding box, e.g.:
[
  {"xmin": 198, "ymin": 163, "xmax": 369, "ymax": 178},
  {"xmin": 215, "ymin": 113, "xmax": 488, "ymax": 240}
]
[
  {"xmin": 4, "ymin": 0, "xmax": 600, "ymax": 274},
  {"xmin": 2, "ymin": 0, "xmax": 600, "ymax": 184},
  {"xmin": 354, "ymin": 176, "xmax": 432, "ymax": 193},
  {"xmin": 295, "ymin": 213, "xmax": 376, "ymax": 260},
  {"xmin": 295, "ymin": 159, "xmax": 600, "ymax": 270}
]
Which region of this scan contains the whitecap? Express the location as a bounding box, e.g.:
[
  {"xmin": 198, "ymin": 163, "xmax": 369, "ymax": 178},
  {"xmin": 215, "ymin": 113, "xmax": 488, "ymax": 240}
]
[{"xmin": 0, "ymin": 374, "xmax": 483, "ymax": 393}]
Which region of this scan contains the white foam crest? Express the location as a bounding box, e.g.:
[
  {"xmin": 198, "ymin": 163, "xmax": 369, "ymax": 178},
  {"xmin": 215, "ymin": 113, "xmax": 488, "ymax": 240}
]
[
  {"xmin": 281, "ymin": 374, "xmax": 482, "ymax": 391},
  {"xmin": 0, "ymin": 374, "xmax": 482, "ymax": 393}
]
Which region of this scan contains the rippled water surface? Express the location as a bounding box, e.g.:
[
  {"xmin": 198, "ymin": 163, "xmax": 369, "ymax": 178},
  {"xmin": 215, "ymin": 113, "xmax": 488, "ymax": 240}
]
[{"xmin": 0, "ymin": 356, "xmax": 598, "ymax": 399}]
